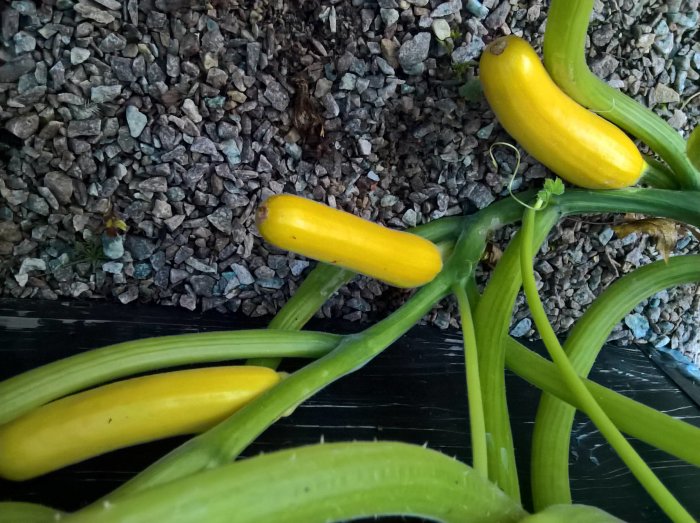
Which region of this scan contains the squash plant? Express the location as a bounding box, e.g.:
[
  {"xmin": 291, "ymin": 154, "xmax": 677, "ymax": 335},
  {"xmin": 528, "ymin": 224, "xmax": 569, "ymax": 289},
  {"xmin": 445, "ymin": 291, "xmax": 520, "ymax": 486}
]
[{"xmin": 1, "ymin": 1, "xmax": 700, "ymax": 522}]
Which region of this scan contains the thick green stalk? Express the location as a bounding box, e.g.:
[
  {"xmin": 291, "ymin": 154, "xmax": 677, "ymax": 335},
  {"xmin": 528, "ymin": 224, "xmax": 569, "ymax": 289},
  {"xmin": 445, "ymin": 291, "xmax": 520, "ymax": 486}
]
[
  {"xmin": 543, "ymin": 0, "xmax": 700, "ymax": 189},
  {"xmin": 249, "ymin": 217, "xmax": 465, "ymax": 369},
  {"xmin": 69, "ymin": 443, "xmax": 526, "ymax": 523},
  {"xmin": 453, "ymin": 283, "xmax": 487, "ymax": 477},
  {"xmin": 520, "ymin": 205, "xmax": 693, "ymax": 523},
  {"xmin": 474, "ymin": 207, "xmax": 559, "ymax": 500},
  {"xmin": 521, "ymin": 504, "xmax": 623, "ymax": 523},
  {"xmin": 640, "ymin": 157, "xmax": 681, "ymax": 189},
  {"xmin": 557, "ymin": 189, "xmax": 700, "ymax": 225},
  {"xmin": 505, "ymin": 337, "xmax": 700, "ymax": 468},
  {"xmin": 0, "ymin": 503, "xmax": 60, "ymax": 523},
  {"xmin": 97, "ymin": 274, "xmax": 452, "ymax": 501},
  {"xmin": 532, "ymin": 255, "xmax": 700, "ymax": 509},
  {"xmin": 0, "ymin": 330, "xmax": 340, "ymax": 425},
  {"xmin": 247, "ymin": 264, "xmax": 355, "ymax": 369}
]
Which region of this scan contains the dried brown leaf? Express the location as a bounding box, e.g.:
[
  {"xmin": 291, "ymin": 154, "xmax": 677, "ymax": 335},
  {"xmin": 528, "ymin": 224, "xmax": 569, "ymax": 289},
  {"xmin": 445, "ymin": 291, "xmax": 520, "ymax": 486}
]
[{"xmin": 613, "ymin": 218, "xmax": 679, "ymax": 263}]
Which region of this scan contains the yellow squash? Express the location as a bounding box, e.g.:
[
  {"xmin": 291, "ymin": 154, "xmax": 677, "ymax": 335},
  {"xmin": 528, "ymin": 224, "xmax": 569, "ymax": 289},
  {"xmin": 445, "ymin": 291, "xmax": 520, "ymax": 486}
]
[
  {"xmin": 479, "ymin": 35, "xmax": 646, "ymax": 189},
  {"xmin": 0, "ymin": 366, "xmax": 280, "ymax": 481},
  {"xmin": 256, "ymin": 194, "xmax": 442, "ymax": 288}
]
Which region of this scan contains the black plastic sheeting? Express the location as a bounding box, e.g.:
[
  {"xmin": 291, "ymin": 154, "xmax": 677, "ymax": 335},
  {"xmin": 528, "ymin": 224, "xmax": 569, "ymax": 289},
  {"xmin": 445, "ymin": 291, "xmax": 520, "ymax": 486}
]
[{"xmin": 1, "ymin": 298, "xmax": 699, "ymax": 522}]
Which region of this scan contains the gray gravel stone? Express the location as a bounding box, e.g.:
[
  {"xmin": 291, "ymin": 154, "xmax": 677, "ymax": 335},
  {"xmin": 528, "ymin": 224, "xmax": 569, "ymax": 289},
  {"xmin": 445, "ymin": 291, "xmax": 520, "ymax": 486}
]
[
  {"xmin": 5, "ymin": 115, "xmax": 39, "ymax": 139},
  {"xmin": 398, "ymin": 32, "xmax": 431, "ymax": 71},
  {"xmin": 125, "ymin": 236, "xmax": 157, "ymax": 261},
  {"xmin": 207, "ymin": 207, "xmax": 233, "ymax": 234},
  {"xmin": 431, "ymin": 0, "xmax": 461, "ymax": 17},
  {"xmin": 44, "ymin": 172, "xmax": 73, "ymax": 204},
  {"xmin": 71, "ymin": 47, "xmax": 91, "ymax": 65},
  {"xmin": 67, "ymin": 120, "xmax": 101, "ymax": 137},
  {"xmin": 264, "ymin": 81, "xmax": 290, "ymax": 111},
  {"xmin": 485, "ymin": 1, "xmax": 510, "ymax": 29},
  {"xmin": 74, "ymin": 2, "xmax": 115, "ymax": 23},
  {"xmin": 13, "ymin": 31, "xmax": 36, "ymax": 53},
  {"xmin": 126, "ymin": 106, "xmax": 147, "ymax": 138}
]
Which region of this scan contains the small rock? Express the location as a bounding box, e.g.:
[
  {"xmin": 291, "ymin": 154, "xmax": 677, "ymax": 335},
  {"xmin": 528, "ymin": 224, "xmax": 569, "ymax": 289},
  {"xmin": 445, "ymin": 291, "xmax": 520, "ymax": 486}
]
[
  {"xmin": 465, "ymin": 0, "xmax": 489, "ymax": 18},
  {"xmin": 0, "ymin": 55, "xmax": 35, "ymax": 83},
  {"xmin": 375, "ymin": 57, "xmax": 395, "ymax": 75},
  {"xmin": 230, "ymin": 263, "xmax": 255, "ymax": 285},
  {"xmin": 25, "ymin": 194, "xmax": 49, "ymax": 216},
  {"xmin": 380, "ymin": 8, "xmax": 399, "ymax": 26},
  {"xmin": 289, "ymin": 259, "xmax": 309, "ymax": 277},
  {"xmin": 12, "ymin": 1, "xmax": 36, "ymax": 15},
  {"xmin": 13, "ymin": 31, "xmax": 36, "ymax": 53},
  {"xmin": 126, "ymin": 105, "xmax": 147, "ymax": 138},
  {"xmin": 339, "ymin": 73, "xmax": 357, "ymax": 90},
  {"xmin": 315, "ymin": 77, "xmax": 334, "ymax": 98},
  {"xmin": 485, "ymin": 1, "xmax": 510, "ymax": 29},
  {"xmin": 190, "ymin": 275, "xmax": 215, "ymax": 296},
  {"xmin": 432, "ymin": 0, "xmax": 461, "ymax": 17},
  {"xmin": 91, "ymin": 85, "xmax": 122, "ymax": 103},
  {"xmin": 651, "ymin": 83, "xmax": 680, "ymax": 104},
  {"xmin": 402, "ymin": 209, "xmax": 418, "ymax": 227},
  {"xmin": 44, "ymin": 172, "xmax": 73, "ymax": 204},
  {"xmin": 398, "ymin": 32, "xmax": 431, "ymax": 71},
  {"xmin": 510, "ymin": 318, "xmax": 532, "ymax": 337},
  {"xmin": 118, "ymin": 286, "xmax": 139, "ymax": 304},
  {"xmin": 111, "ymin": 57, "xmax": 136, "ymax": 82},
  {"xmin": 67, "ymin": 119, "xmax": 101, "ymax": 137},
  {"xmin": 137, "ymin": 176, "xmax": 167, "ymax": 193},
  {"xmin": 320, "ymin": 93, "xmax": 340, "ymax": 117},
  {"xmin": 5, "ymin": 114, "xmax": 39, "ymax": 139},
  {"xmin": 125, "ymin": 236, "xmax": 157, "ymax": 261},
  {"xmin": 48, "ymin": 61, "xmax": 65, "ymax": 88},
  {"xmin": 182, "ymin": 99, "xmax": 202, "ymax": 123},
  {"xmin": 246, "ymin": 42, "xmax": 262, "ymax": 75},
  {"xmin": 0, "ymin": 222, "xmax": 22, "ymax": 242},
  {"xmin": 590, "ymin": 55, "xmax": 618, "ymax": 78},
  {"xmin": 93, "ymin": 0, "xmax": 121, "ymax": 9},
  {"xmin": 133, "ymin": 262, "xmax": 152, "ymax": 279},
  {"xmin": 452, "ymin": 38, "xmax": 485, "ymax": 64},
  {"xmin": 191, "ymin": 136, "xmax": 221, "ymax": 157},
  {"xmin": 653, "ymin": 34, "xmax": 674, "ymax": 58},
  {"xmin": 18, "ymin": 257, "xmax": 46, "ymax": 275},
  {"xmin": 357, "ymin": 138, "xmax": 372, "ymax": 156},
  {"xmin": 152, "ymin": 199, "xmax": 172, "ymax": 219},
  {"xmin": 206, "ymin": 68, "xmax": 228, "ymax": 89},
  {"xmin": 102, "ymin": 234, "xmax": 124, "ymax": 259},
  {"xmin": 70, "ymin": 47, "xmax": 91, "ymax": 65},
  {"xmin": 102, "ymin": 261, "xmax": 123, "ymax": 273},
  {"xmin": 185, "ymin": 257, "xmax": 217, "ymax": 274},
  {"xmin": 74, "ymin": 2, "xmax": 115, "ymax": 24},
  {"xmin": 625, "ymin": 313, "xmax": 650, "ymax": 338},
  {"xmin": 221, "ymin": 139, "xmax": 242, "ymax": 166},
  {"xmin": 465, "ymin": 182, "xmax": 495, "ymax": 209},
  {"xmin": 207, "ymin": 207, "xmax": 233, "ymax": 233},
  {"xmin": 99, "ymin": 33, "xmax": 126, "ymax": 53},
  {"xmin": 432, "ymin": 19, "xmax": 451, "ymax": 40},
  {"xmin": 264, "ymin": 81, "xmax": 290, "ymax": 111}
]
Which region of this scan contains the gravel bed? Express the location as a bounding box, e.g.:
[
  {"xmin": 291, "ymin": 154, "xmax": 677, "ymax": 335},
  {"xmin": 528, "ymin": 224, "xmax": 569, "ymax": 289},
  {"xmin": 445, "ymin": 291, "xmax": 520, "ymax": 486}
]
[{"xmin": 0, "ymin": 0, "xmax": 698, "ymax": 363}]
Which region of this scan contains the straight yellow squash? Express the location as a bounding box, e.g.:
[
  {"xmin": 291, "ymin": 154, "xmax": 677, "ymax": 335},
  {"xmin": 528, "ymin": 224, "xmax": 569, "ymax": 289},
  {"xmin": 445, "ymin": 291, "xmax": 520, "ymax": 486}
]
[
  {"xmin": 256, "ymin": 194, "xmax": 442, "ymax": 288},
  {"xmin": 479, "ymin": 35, "xmax": 646, "ymax": 189},
  {"xmin": 0, "ymin": 366, "xmax": 281, "ymax": 481}
]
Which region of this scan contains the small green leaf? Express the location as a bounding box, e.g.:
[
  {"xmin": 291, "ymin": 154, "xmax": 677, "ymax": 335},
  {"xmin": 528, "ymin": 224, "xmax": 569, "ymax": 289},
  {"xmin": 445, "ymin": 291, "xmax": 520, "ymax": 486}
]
[
  {"xmin": 536, "ymin": 178, "xmax": 565, "ymax": 208},
  {"xmin": 458, "ymin": 78, "xmax": 483, "ymax": 103}
]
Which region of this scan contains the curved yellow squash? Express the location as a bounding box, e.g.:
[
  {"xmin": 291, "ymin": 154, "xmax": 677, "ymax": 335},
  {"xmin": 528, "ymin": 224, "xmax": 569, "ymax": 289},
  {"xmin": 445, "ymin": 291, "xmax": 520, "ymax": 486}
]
[
  {"xmin": 256, "ymin": 194, "xmax": 442, "ymax": 288},
  {"xmin": 479, "ymin": 35, "xmax": 646, "ymax": 189},
  {"xmin": 0, "ymin": 366, "xmax": 280, "ymax": 481}
]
